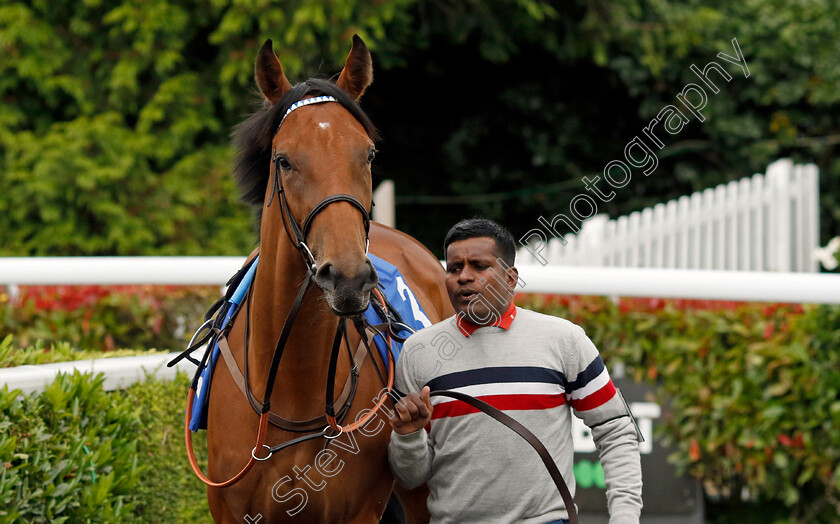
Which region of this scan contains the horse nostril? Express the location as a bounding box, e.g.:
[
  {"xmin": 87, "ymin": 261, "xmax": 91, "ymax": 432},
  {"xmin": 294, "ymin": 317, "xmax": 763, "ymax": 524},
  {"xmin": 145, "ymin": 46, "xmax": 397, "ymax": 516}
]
[
  {"xmin": 361, "ymin": 260, "xmax": 378, "ymax": 293},
  {"xmin": 315, "ymin": 262, "xmax": 337, "ymax": 292},
  {"xmin": 315, "ymin": 260, "xmax": 378, "ymax": 312}
]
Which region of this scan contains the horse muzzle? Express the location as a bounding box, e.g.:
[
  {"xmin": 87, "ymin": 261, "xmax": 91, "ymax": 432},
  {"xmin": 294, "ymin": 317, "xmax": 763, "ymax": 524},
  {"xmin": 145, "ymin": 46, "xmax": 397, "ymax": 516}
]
[{"xmin": 314, "ymin": 258, "xmax": 378, "ymax": 316}]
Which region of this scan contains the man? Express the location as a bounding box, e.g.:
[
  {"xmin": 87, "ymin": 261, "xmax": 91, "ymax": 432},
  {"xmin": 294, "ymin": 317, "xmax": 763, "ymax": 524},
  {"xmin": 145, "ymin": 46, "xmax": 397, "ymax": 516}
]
[{"xmin": 387, "ymin": 218, "xmax": 642, "ymax": 524}]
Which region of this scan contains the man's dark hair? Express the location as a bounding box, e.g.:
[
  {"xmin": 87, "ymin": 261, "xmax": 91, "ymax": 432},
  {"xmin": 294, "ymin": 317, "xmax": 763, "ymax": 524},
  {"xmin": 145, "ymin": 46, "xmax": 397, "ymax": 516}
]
[{"xmin": 443, "ymin": 218, "xmax": 516, "ymax": 266}]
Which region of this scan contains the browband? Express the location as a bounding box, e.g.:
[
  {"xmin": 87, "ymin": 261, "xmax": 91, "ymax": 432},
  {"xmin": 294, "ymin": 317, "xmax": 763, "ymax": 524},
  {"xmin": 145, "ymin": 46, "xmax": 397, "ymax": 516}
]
[{"xmin": 277, "ymin": 95, "xmax": 338, "ymax": 131}]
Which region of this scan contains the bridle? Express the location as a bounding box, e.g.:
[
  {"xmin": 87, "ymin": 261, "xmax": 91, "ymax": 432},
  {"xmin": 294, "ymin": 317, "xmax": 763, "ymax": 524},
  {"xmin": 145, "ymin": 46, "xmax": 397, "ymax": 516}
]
[
  {"xmin": 267, "ymin": 95, "xmax": 372, "ymax": 274},
  {"xmin": 179, "ymin": 93, "xmax": 396, "ymax": 488}
]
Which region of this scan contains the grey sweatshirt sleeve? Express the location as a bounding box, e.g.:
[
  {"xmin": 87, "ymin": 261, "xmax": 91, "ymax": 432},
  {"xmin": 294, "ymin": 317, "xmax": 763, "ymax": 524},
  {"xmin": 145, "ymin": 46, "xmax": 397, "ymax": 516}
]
[
  {"xmin": 387, "ymin": 344, "xmax": 435, "ymax": 489},
  {"xmin": 567, "ymin": 326, "xmax": 643, "ymax": 523},
  {"xmin": 592, "ymin": 410, "xmax": 643, "ymax": 524},
  {"xmin": 388, "ymin": 427, "xmax": 434, "ymax": 489}
]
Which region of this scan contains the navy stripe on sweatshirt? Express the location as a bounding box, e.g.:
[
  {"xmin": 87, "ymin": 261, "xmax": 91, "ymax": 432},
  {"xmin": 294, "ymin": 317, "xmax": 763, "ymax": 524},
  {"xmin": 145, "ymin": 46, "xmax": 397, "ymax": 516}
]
[{"xmin": 426, "ymin": 366, "xmax": 567, "ymax": 392}]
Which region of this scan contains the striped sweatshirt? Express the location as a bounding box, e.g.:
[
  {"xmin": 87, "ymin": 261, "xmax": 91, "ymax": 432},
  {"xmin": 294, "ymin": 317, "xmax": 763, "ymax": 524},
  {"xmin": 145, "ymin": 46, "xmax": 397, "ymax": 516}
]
[{"xmin": 387, "ymin": 307, "xmax": 642, "ymax": 524}]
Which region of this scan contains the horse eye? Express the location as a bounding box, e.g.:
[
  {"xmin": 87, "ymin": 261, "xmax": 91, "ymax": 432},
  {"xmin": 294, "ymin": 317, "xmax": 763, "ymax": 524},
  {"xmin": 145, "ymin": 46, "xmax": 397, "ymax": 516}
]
[
  {"xmin": 367, "ymin": 149, "xmax": 376, "ymax": 164},
  {"xmin": 277, "ymin": 156, "xmax": 292, "ymax": 171}
]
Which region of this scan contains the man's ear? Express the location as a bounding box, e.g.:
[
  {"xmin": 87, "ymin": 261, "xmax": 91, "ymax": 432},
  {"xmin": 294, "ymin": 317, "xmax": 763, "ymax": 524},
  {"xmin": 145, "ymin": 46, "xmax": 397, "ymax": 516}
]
[
  {"xmin": 495, "ymin": 257, "xmax": 522, "ymax": 292},
  {"xmin": 506, "ymin": 266, "xmax": 520, "ymax": 289}
]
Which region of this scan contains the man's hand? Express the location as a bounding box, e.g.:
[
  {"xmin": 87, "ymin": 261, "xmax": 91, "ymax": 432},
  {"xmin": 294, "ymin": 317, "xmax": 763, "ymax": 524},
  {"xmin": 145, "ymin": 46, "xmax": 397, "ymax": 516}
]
[{"xmin": 389, "ymin": 386, "xmax": 433, "ymax": 435}]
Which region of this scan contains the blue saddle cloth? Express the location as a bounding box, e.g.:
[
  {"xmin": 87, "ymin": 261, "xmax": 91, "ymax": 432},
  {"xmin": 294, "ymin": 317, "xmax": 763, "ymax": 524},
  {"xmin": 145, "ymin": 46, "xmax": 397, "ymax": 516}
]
[
  {"xmin": 189, "ymin": 253, "xmax": 431, "ymax": 431},
  {"xmin": 363, "ymin": 253, "xmax": 432, "ymax": 365}
]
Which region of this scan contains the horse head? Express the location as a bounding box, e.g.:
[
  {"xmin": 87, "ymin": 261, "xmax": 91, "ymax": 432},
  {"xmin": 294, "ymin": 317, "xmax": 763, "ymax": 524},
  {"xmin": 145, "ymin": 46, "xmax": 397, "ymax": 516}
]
[{"xmin": 236, "ymin": 36, "xmax": 381, "ymax": 316}]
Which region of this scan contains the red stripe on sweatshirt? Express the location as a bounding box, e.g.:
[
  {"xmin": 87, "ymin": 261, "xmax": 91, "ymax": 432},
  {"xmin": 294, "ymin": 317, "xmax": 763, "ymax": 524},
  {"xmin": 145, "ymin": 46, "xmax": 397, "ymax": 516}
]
[
  {"xmin": 430, "ymin": 393, "xmax": 567, "ymax": 420},
  {"xmin": 570, "ymin": 380, "xmax": 617, "ymax": 411}
]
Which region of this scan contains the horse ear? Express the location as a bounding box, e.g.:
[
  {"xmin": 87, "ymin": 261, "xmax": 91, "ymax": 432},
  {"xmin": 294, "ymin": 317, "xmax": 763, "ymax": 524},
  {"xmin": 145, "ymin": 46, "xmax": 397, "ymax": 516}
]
[
  {"xmin": 255, "ymin": 39, "xmax": 292, "ymax": 104},
  {"xmin": 336, "ymin": 35, "xmax": 373, "ymax": 100}
]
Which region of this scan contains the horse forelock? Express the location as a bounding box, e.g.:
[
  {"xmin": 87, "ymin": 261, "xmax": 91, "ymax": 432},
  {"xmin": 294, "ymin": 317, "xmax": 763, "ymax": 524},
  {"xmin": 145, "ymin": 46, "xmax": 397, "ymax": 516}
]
[{"xmin": 232, "ymin": 78, "xmax": 379, "ymax": 228}]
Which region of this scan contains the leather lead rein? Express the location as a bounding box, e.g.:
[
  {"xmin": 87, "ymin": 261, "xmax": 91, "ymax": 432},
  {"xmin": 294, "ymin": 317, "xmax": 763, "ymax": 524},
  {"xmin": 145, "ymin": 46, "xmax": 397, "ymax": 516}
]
[{"xmin": 428, "ymin": 390, "xmax": 579, "ymax": 524}]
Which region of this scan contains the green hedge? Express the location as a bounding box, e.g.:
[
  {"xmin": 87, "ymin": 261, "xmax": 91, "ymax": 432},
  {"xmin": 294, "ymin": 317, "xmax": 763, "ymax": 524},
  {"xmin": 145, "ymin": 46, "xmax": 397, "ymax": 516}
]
[
  {"xmin": 0, "ymin": 372, "xmax": 210, "ymax": 523},
  {"xmin": 517, "ymin": 295, "xmax": 840, "ymax": 523},
  {"xmin": 1, "ymin": 372, "xmax": 142, "ymax": 522},
  {"xmin": 121, "ymin": 373, "xmax": 210, "ymax": 524},
  {"xmin": 1, "ymin": 285, "xmax": 218, "ymax": 352},
  {"xmin": 0, "ymin": 336, "xmax": 164, "ymax": 368}
]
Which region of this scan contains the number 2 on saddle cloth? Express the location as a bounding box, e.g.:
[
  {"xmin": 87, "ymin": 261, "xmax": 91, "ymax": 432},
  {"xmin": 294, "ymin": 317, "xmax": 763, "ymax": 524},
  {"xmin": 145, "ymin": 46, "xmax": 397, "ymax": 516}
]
[{"xmin": 182, "ymin": 253, "xmax": 432, "ymax": 432}]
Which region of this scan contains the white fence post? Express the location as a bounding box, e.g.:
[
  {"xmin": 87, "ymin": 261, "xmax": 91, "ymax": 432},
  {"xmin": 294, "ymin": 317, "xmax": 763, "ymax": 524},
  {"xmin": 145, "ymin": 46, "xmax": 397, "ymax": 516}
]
[
  {"xmin": 767, "ymin": 159, "xmax": 793, "ymax": 272},
  {"xmin": 581, "ymin": 215, "xmax": 608, "ymax": 266},
  {"xmin": 803, "ymin": 164, "xmax": 820, "ymax": 272},
  {"xmin": 518, "ymin": 159, "xmax": 820, "ymax": 273},
  {"xmin": 751, "ymin": 173, "xmax": 765, "ymax": 272},
  {"xmin": 372, "ymin": 180, "xmax": 395, "ymax": 228}
]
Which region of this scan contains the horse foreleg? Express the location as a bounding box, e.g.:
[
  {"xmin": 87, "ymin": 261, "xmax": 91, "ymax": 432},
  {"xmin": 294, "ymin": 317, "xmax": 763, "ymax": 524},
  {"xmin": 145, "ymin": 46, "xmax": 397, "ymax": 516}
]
[
  {"xmin": 207, "ymin": 487, "xmax": 240, "ymax": 524},
  {"xmin": 392, "ymin": 484, "xmax": 430, "ymax": 524}
]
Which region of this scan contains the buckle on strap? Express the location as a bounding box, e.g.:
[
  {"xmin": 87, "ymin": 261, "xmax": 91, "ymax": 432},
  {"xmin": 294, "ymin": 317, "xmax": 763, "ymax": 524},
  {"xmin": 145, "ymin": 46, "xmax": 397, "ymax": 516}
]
[
  {"xmin": 299, "ymin": 241, "xmax": 317, "ymax": 273},
  {"xmin": 323, "ymin": 425, "xmax": 344, "ymax": 440},
  {"xmin": 251, "ymin": 445, "xmax": 273, "ymax": 461}
]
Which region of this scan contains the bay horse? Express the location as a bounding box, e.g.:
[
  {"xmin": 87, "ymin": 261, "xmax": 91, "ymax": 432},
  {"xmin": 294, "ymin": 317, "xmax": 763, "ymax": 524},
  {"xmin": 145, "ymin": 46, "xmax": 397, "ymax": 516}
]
[{"xmin": 200, "ymin": 36, "xmax": 452, "ymax": 522}]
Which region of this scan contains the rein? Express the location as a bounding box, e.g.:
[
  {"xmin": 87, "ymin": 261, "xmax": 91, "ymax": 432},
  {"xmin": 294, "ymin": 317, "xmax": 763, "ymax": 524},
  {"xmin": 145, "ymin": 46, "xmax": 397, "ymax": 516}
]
[
  {"xmin": 426, "ymin": 391, "xmax": 579, "ymax": 524},
  {"xmin": 177, "ymin": 95, "xmax": 394, "ymax": 488}
]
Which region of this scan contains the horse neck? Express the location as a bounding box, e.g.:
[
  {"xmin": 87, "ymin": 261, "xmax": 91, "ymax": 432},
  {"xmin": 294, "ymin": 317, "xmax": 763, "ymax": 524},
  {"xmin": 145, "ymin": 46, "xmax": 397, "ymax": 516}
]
[{"xmin": 247, "ymin": 205, "xmax": 340, "ymax": 386}]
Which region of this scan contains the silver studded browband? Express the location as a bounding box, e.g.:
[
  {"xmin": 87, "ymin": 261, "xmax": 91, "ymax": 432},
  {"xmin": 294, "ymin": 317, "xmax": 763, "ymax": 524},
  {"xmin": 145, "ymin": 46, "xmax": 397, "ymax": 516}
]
[{"xmin": 277, "ymin": 95, "xmax": 338, "ymax": 131}]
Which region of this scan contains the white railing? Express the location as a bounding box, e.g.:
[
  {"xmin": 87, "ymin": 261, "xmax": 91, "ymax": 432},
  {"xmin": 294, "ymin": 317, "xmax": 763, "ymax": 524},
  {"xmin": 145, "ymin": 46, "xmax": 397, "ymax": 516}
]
[
  {"xmin": 1, "ymin": 257, "xmax": 839, "ymax": 303},
  {"xmin": 0, "ymin": 256, "xmax": 245, "ymax": 286},
  {"xmin": 1, "ymin": 352, "xmax": 192, "ymax": 394},
  {"xmin": 2, "ymin": 258, "xmax": 840, "ymax": 394},
  {"xmin": 372, "ymin": 179, "xmax": 395, "ymax": 228},
  {"xmin": 519, "ymin": 159, "xmax": 821, "ymax": 272},
  {"xmin": 513, "ymin": 265, "xmax": 840, "ymax": 304}
]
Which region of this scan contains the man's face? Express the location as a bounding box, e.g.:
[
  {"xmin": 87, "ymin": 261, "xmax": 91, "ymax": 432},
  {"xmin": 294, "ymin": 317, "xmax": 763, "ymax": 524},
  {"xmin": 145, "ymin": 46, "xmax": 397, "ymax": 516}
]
[{"xmin": 445, "ymin": 237, "xmax": 518, "ymax": 325}]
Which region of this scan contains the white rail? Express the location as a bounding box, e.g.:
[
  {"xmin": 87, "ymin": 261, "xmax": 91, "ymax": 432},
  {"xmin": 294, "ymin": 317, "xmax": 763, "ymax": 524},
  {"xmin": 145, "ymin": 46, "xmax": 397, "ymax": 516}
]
[
  {"xmin": 0, "ymin": 352, "xmax": 192, "ymax": 394},
  {"xmin": 515, "ymin": 264, "xmax": 840, "ymax": 304},
  {"xmin": 0, "ymin": 256, "xmax": 245, "ymax": 286},
  {"xmin": 1, "ymin": 257, "xmax": 838, "ymax": 303}
]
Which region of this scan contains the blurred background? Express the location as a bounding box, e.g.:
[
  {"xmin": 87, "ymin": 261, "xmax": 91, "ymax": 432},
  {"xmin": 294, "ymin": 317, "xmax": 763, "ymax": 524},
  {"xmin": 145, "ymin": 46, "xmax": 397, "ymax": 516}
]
[{"xmin": 1, "ymin": 1, "xmax": 839, "ymax": 523}]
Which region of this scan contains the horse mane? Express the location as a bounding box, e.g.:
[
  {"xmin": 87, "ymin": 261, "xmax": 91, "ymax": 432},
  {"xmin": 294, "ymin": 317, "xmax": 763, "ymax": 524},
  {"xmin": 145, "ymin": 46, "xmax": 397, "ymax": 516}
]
[{"xmin": 232, "ymin": 78, "xmax": 379, "ymax": 228}]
